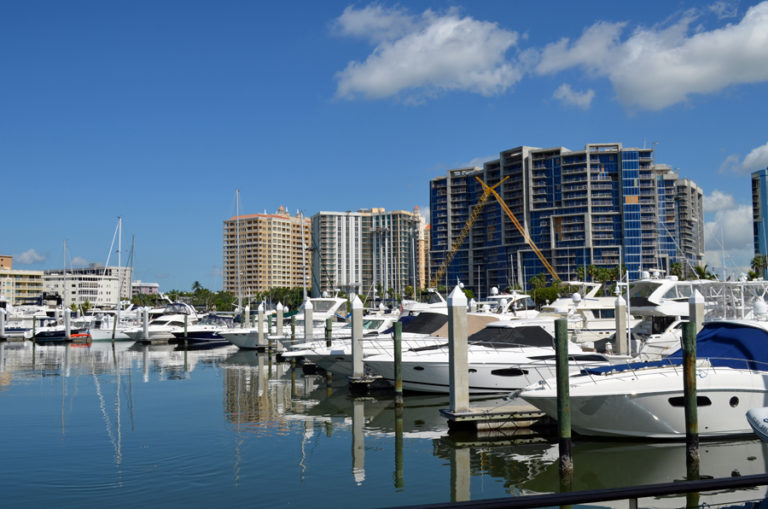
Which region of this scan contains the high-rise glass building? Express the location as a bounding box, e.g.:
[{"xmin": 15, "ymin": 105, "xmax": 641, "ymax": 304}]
[
  {"xmin": 430, "ymin": 143, "xmax": 704, "ymax": 294},
  {"xmin": 752, "ymin": 168, "xmax": 768, "ymax": 278}
]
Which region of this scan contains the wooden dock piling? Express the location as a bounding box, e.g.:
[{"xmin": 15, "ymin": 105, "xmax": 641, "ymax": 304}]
[
  {"xmin": 394, "ymin": 321, "xmax": 403, "ymax": 407},
  {"xmin": 555, "ymin": 317, "xmax": 573, "ymax": 490}
]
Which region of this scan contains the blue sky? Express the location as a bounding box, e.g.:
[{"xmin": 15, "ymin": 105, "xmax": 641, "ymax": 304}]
[{"xmin": 2, "ymin": 0, "xmax": 768, "ymax": 291}]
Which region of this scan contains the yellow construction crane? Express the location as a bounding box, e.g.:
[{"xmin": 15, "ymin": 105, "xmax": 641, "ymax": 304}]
[
  {"xmin": 475, "ymin": 176, "xmax": 560, "ymax": 281},
  {"xmin": 428, "ymin": 176, "xmax": 509, "ymax": 288}
]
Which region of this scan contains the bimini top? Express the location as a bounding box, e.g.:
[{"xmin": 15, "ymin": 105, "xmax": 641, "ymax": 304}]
[
  {"xmin": 584, "ymin": 320, "xmax": 768, "ymax": 375},
  {"xmin": 467, "ymin": 324, "xmax": 554, "ymax": 348},
  {"xmin": 384, "ymin": 312, "xmax": 448, "ymax": 335}
]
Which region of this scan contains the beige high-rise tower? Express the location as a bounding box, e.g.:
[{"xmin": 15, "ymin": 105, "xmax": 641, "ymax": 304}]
[{"xmin": 223, "ymin": 206, "xmax": 311, "ymax": 295}]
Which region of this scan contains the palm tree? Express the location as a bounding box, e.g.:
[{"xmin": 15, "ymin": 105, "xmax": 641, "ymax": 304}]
[
  {"xmin": 693, "ymin": 264, "xmax": 716, "ymax": 280},
  {"xmin": 751, "ymin": 255, "xmax": 768, "ymax": 277}
]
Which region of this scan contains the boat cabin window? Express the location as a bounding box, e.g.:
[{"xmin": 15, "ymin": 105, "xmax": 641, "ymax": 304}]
[
  {"xmin": 652, "ymin": 316, "xmax": 678, "ymax": 334},
  {"xmin": 595, "ymin": 309, "xmax": 615, "ymax": 319}
]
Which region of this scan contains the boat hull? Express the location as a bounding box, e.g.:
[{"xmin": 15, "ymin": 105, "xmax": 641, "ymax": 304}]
[
  {"xmin": 522, "ymin": 366, "xmax": 768, "ymax": 439},
  {"xmin": 217, "ymin": 329, "xmax": 264, "ymax": 349}
]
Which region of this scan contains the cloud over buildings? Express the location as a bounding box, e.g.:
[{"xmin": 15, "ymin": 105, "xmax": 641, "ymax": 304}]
[
  {"xmin": 702, "ymin": 190, "xmax": 753, "ymax": 276},
  {"xmin": 333, "ymin": 5, "xmax": 523, "ymax": 101},
  {"xmin": 718, "ymin": 140, "xmax": 768, "ymax": 174},
  {"xmin": 333, "ymin": 2, "xmax": 768, "ymax": 111},
  {"xmin": 14, "ymin": 249, "xmax": 47, "ymax": 265},
  {"xmin": 536, "ymin": 2, "xmax": 768, "ymax": 110}
]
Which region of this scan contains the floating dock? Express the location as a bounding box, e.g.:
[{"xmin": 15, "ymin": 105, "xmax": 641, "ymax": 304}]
[{"xmin": 440, "ymin": 397, "xmax": 553, "ymax": 435}]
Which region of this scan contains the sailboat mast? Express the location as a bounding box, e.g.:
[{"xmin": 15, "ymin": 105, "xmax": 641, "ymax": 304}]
[
  {"xmin": 63, "ymin": 240, "xmax": 68, "ymax": 311},
  {"xmin": 236, "ymin": 189, "xmax": 242, "ymax": 310},
  {"xmin": 117, "ymin": 217, "xmax": 122, "ymax": 312}
]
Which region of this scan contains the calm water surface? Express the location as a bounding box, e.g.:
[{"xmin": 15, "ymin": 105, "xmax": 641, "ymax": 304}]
[{"xmin": 1, "ymin": 340, "xmax": 768, "ymax": 508}]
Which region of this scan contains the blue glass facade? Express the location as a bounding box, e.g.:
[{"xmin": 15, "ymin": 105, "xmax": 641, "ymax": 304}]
[
  {"xmin": 752, "ymin": 169, "xmax": 768, "ymax": 279},
  {"xmin": 429, "ymin": 143, "xmax": 700, "ymax": 294}
]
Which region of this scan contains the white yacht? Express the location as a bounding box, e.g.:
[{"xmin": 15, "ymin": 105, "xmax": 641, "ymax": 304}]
[
  {"xmin": 543, "ymin": 281, "xmax": 639, "ymax": 345},
  {"xmin": 519, "ymin": 318, "xmax": 768, "ymax": 439},
  {"xmin": 221, "ymin": 295, "xmax": 348, "ymax": 349},
  {"xmin": 364, "ymin": 318, "xmax": 618, "ymax": 394},
  {"xmin": 123, "ymin": 302, "xmax": 199, "ymax": 341},
  {"xmin": 401, "ymin": 289, "xmax": 447, "ymax": 316},
  {"xmin": 286, "ymin": 312, "xmax": 499, "ymax": 377}
]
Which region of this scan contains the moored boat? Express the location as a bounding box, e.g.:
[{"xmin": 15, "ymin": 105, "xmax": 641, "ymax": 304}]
[{"xmin": 519, "ymin": 319, "xmax": 768, "ymax": 439}]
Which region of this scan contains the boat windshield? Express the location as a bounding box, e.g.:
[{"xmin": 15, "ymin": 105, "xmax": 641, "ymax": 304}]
[
  {"xmin": 629, "ymin": 281, "xmax": 662, "ymax": 299},
  {"xmin": 162, "ymin": 303, "xmax": 192, "ymax": 315},
  {"xmin": 312, "ymin": 300, "xmax": 340, "ymax": 313},
  {"xmin": 363, "ymin": 319, "xmax": 384, "ymax": 330}
]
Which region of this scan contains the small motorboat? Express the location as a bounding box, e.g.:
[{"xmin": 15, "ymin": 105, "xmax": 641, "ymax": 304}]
[{"xmin": 747, "ymin": 407, "xmax": 768, "ymax": 442}]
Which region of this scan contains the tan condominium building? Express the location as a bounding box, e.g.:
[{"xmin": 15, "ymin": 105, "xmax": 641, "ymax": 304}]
[
  {"xmin": 223, "ymin": 206, "xmax": 311, "ymax": 295},
  {"xmin": 0, "ymin": 268, "xmax": 44, "ymax": 305}
]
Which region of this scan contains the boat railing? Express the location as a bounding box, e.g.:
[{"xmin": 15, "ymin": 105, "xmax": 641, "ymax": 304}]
[{"xmin": 561, "ymin": 355, "xmax": 768, "ymax": 387}]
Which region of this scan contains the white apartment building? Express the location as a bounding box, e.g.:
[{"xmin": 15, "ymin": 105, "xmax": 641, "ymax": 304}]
[
  {"xmin": 43, "ymin": 272, "xmax": 120, "ymax": 308},
  {"xmin": 311, "ymin": 208, "xmax": 426, "ymax": 298}
]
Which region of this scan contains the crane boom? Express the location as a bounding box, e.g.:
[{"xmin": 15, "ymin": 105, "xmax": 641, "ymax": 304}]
[
  {"xmin": 428, "ymin": 177, "xmax": 509, "ymax": 288},
  {"xmin": 475, "ymin": 176, "xmax": 560, "ymax": 281}
]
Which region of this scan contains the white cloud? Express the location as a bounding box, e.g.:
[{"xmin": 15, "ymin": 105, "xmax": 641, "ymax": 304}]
[
  {"xmin": 718, "ymin": 154, "xmax": 740, "ymax": 174},
  {"xmin": 553, "ymin": 83, "xmax": 595, "ymax": 109},
  {"xmin": 709, "ymin": 1, "xmax": 739, "ymax": 20},
  {"xmin": 334, "ymin": 6, "xmax": 523, "ymax": 101},
  {"xmin": 14, "ymin": 249, "xmax": 46, "ymax": 265},
  {"xmin": 70, "ymin": 256, "xmax": 89, "ymax": 267},
  {"xmin": 464, "ymin": 155, "xmax": 498, "ymax": 168},
  {"xmin": 536, "ymin": 21, "xmax": 626, "ymax": 75},
  {"xmin": 333, "ymin": 4, "xmax": 416, "ymax": 43},
  {"xmin": 703, "ymin": 204, "xmax": 753, "ymax": 277},
  {"xmin": 718, "ymin": 140, "xmax": 768, "ymax": 174},
  {"xmin": 742, "ymin": 140, "xmax": 768, "ymax": 171},
  {"xmin": 704, "ymin": 189, "xmax": 736, "ymax": 212},
  {"xmin": 536, "ymin": 2, "xmax": 768, "ymax": 110}
]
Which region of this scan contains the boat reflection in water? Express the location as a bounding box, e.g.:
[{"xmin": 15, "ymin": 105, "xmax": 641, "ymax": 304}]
[
  {"xmin": 441, "ymin": 438, "xmax": 768, "ymax": 508},
  {"xmin": 3, "ymin": 340, "xmax": 768, "ymax": 507}
]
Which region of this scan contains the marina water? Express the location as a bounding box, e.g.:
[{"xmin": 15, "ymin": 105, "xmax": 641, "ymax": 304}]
[{"xmin": 2, "ymin": 340, "xmax": 768, "ymax": 508}]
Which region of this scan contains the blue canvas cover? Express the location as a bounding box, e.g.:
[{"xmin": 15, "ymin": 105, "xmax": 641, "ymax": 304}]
[{"xmin": 583, "ymin": 321, "xmax": 768, "ymax": 375}]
